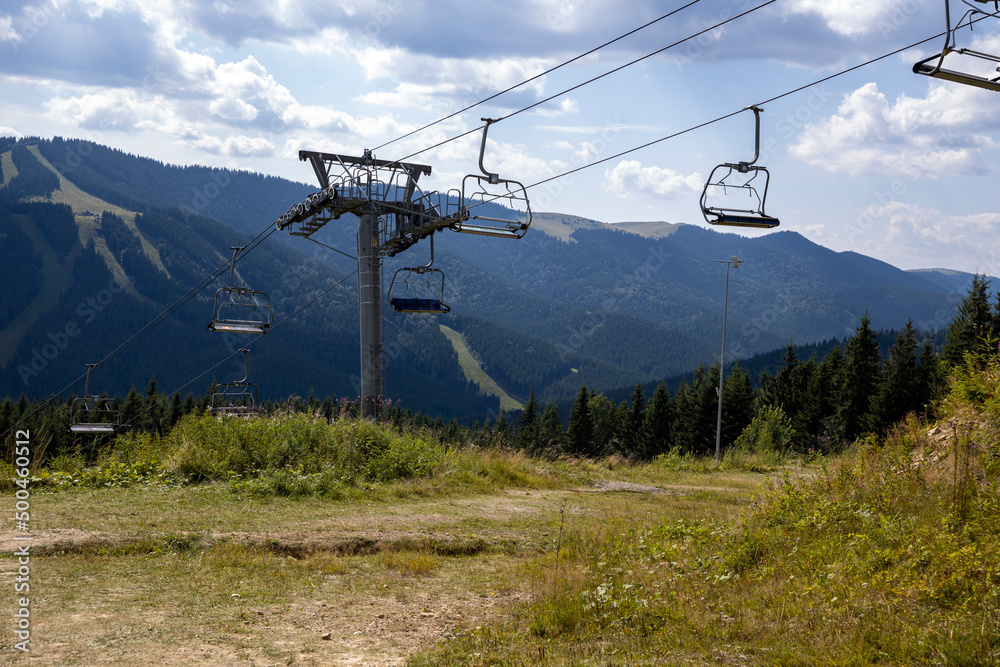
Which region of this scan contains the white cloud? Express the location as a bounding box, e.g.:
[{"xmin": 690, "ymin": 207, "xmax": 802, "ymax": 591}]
[
  {"xmin": 603, "ymin": 160, "xmax": 703, "ymax": 199},
  {"xmin": 190, "ymin": 133, "xmax": 276, "ymax": 158},
  {"xmin": 534, "ymin": 98, "xmax": 579, "ymax": 118},
  {"xmin": 839, "ymin": 200, "xmax": 1000, "ymax": 272},
  {"xmin": 787, "ymin": 0, "xmax": 921, "ymax": 37},
  {"xmin": 789, "ymin": 82, "xmax": 1000, "ymax": 179},
  {"xmin": 0, "ymin": 14, "xmax": 23, "ymax": 43}
]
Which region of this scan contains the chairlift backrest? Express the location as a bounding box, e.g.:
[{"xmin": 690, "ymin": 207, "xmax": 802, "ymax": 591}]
[
  {"xmin": 913, "ymin": 1, "xmax": 1000, "ymax": 92},
  {"xmin": 700, "ymin": 106, "xmax": 780, "ymax": 229},
  {"xmin": 387, "ymin": 235, "xmax": 450, "ymax": 314},
  {"xmin": 69, "ymin": 363, "xmax": 120, "ymax": 433},
  {"xmin": 209, "ymin": 246, "xmax": 273, "ymax": 334},
  {"xmin": 210, "ymin": 349, "xmax": 260, "ymax": 417},
  {"xmin": 455, "ymin": 119, "xmax": 533, "ymax": 239}
]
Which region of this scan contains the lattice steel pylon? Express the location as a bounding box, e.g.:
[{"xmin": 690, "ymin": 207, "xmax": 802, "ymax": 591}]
[{"xmin": 275, "ymin": 138, "xmax": 530, "ymax": 419}]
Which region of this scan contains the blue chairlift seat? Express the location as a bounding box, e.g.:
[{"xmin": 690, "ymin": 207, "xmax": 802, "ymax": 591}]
[{"xmin": 390, "ymin": 297, "xmax": 451, "ymax": 314}]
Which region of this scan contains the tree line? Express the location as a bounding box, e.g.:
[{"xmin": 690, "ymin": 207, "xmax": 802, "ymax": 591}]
[
  {"xmin": 498, "ymin": 276, "xmax": 1000, "ymax": 459},
  {"xmin": 3, "ymin": 274, "xmax": 998, "ymax": 464}
]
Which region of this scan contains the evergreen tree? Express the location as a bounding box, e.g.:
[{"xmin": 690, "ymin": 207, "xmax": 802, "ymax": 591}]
[
  {"xmin": 721, "ymin": 364, "xmax": 754, "ymax": 451},
  {"xmin": 121, "ymin": 387, "xmax": 144, "ymax": 432},
  {"xmin": 517, "ymin": 387, "xmax": 541, "ymax": 453},
  {"xmin": 588, "ymin": 392, "xmax": 617, "ymax": 457},
  {"xmin": 144, "ymin": 376, "xmax": 162, "ymax": 434},
  {"xmin": 835, "ymin": 313, "xmax": 881, "ymax": 443},
  {"xmin": 567, "ymin": 385, "xmax": 595, "ymax": 456},
  {"xmin": 618, "ymin": 381, "xmax": 648, "ymax": 458},
  {"xmin": 869, "ymin": 320, "xmax": 923, "ymax": 431},
  {"xmin": 919, "ymin": 342, "xmax": 945, "ymax": 410},
  {"xmin": 495, "ymin": 410, "xmax": 509, "ymax": 445},
  {"xmin": 165, "ymin": 392, "xmax": 183, "ymax": 431},
  {"xmin": 0, "ymin": 398, "xmax": 12, "ymax": 442},
  {"xmin": 643, "ymin": 381, "xmax": 672, "ymax": 459},
  {"xmin": 540, "ymin": 402, "xmax": 564, "ymax": 454},
  {"xmin": 942, "ymin": 274, "xmax": 994, "ymax": 365},
  {"xmin": 671, "ymin": 365, "xmax": 718, "ymax": 456}
]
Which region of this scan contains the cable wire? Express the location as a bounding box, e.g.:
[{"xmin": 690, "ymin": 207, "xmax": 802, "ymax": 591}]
[
  {"xmin": 388, "ymin": 0, "xmax": 779, "ymax": 167},
  {"xmin": 516, "ymin": 30, "xmax": 955, "ymax": 195},
  {"xmin": 115, "ymin": 269, "xmax": 358, "ymax": 431},
  {"xmin": 370, "ymin": 0, "xmax": 702, "ymax": 153}
]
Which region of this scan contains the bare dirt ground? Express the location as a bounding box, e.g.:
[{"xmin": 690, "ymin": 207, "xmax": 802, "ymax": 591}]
[{"xmin": 0, "ymin": 478, "xmax": 753, "ymax": 665}]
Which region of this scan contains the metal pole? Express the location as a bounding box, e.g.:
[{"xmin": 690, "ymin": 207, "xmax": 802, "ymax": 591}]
[
  {"xmin": 714, "ymin": 256, "xmax": 740, "ymax": 461},
  {"xmin": 358, "ymin": 212, "xmax": 383, "ymax": 419}
]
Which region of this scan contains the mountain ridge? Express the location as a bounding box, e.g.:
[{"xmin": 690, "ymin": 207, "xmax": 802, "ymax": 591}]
[{"xmin": 0, "ymin": 136, "xmax": 988, "ymax": 419}]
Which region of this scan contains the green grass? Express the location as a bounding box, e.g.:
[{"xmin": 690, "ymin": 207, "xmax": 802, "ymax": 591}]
[
  {"xmin": 439, "ymin": 324, "xmax": 523, "ymax": 411},
  {"xmin": 8, "ymin": 359, "xmax": 1000, "ymax": 664},
  {"xmin": 410, "ymin": 366, "xmax": 1000, "ymax": 666}
]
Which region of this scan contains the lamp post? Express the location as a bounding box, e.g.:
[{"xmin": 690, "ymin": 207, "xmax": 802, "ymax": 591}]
[{"xmin": 713, "ymin": 255, "xmax": 741, "ymax": 462}]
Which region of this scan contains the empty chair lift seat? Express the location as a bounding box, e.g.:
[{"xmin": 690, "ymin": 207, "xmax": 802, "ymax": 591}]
[{"xmin": 390, "ymin": 297, "xmax": 450, "ymax": 314}]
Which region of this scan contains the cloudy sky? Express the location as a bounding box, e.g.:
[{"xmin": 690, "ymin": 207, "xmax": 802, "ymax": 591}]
[{"xmin": 2, "ymin": 0, "xmax": 999, "ymax": 275}]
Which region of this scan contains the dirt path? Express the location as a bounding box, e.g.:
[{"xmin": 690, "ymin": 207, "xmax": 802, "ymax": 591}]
[{"xmin": 0, "ymin": 479, "xmax": 750, "ymax": 665}]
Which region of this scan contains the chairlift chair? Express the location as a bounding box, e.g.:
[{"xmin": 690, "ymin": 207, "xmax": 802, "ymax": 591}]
[
  {"xmin": 209, "ymin": 246, "xmax": 274, "ymax": 334},
  {"xmin": 700, "ymin": 106, "xmax": 780, "ymax": 229},
  {"xmin": 210, "ymin": 349, "xmax": 260, "ymax": 417},
  {"xmin": 387, "ymin": 235, "xmax": 451, "ymax": 314},
  {"xmin": 69, "ymin": 363, "xmax": 120, "ymax": 433},
  {"xmin": 913, "ymin": 0, "xmax": 1000, "ymax": 92},
  {"xmin": 455, "ymin": 119, "xmax": 533, "ymax": 238}
]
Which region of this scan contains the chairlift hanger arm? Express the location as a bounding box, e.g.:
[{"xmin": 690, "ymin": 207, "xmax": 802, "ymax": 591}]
[{"xmin": 478, "ymin": 118, "xmax": 501, "ymax": 184}]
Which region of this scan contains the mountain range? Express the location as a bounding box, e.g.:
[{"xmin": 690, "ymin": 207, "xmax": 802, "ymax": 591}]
[{"xmin": 0, "ymin": 136, "xmax": 986, "ymax": 420}]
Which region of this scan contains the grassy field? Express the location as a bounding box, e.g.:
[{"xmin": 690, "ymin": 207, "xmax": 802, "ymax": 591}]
[{"xmin": 2, "ymin": 358, "xmax": 1000, "ymax": 665}]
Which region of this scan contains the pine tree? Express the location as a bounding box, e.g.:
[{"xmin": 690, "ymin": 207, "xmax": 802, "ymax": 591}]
[
  {"xmin": 835, "ymin": 313, "xmax": 881, "ymax": 443},
  {"xmin": 165, "ymin": 392, "xmax": 182, "ymax": 431},
  {"xmin": 721, "ymin": 364, "xmax": 754, "ymax": 450},
  {"xmin": 643, "ymin": 381, "xmax": 672, "ymax": 459},
  {"xmin": 145, "ymin": 376, "xmax": 162, "ymax": 434},
  {"xmin": 495, "ymin": 410, "xmax": 509, "ymax": 445},
  {"xmin": 567, "ymin": 385, "xmax": 595, "ymax": 456},
  {"xmin": 121, "ymin": 387, "xmax": 144, "ymax": 432},
  {"xmin": 589, "ymin": 392, "xmax": 617, "ymax": 457},
  {"xmin": 869, "ymin": 320, "xmax": 923, "ymax": 430},
  {"xmin": 540, "ymin": 402, "xmax": 564, "ymax": 454},
  {"xmin": 618, "ymin": 381, "xmax": 647, "ymax": 458},
  {"xmin": 517, "ymin": 387, "xmax": 541, "ymax": 453},
  {"xmin": 943, "ymin": 274, "xmax": 994, "ymax": 365}
]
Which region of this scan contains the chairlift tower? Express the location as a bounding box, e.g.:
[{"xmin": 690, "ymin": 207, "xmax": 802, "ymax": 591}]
[{"xmin": 275, "ymin": 123, "xmax": 531, "ymax": 419}]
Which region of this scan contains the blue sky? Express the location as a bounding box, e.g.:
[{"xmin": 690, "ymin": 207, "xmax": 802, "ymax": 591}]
[{"xmin": 2, "ymin": 0, "xmax": 999, "ymax": 275}]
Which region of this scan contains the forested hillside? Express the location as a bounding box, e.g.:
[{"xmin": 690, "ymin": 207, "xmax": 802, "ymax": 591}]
[{"xmin": 0, "ymin": 136, "xmax": 991, "ymax": 424}]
